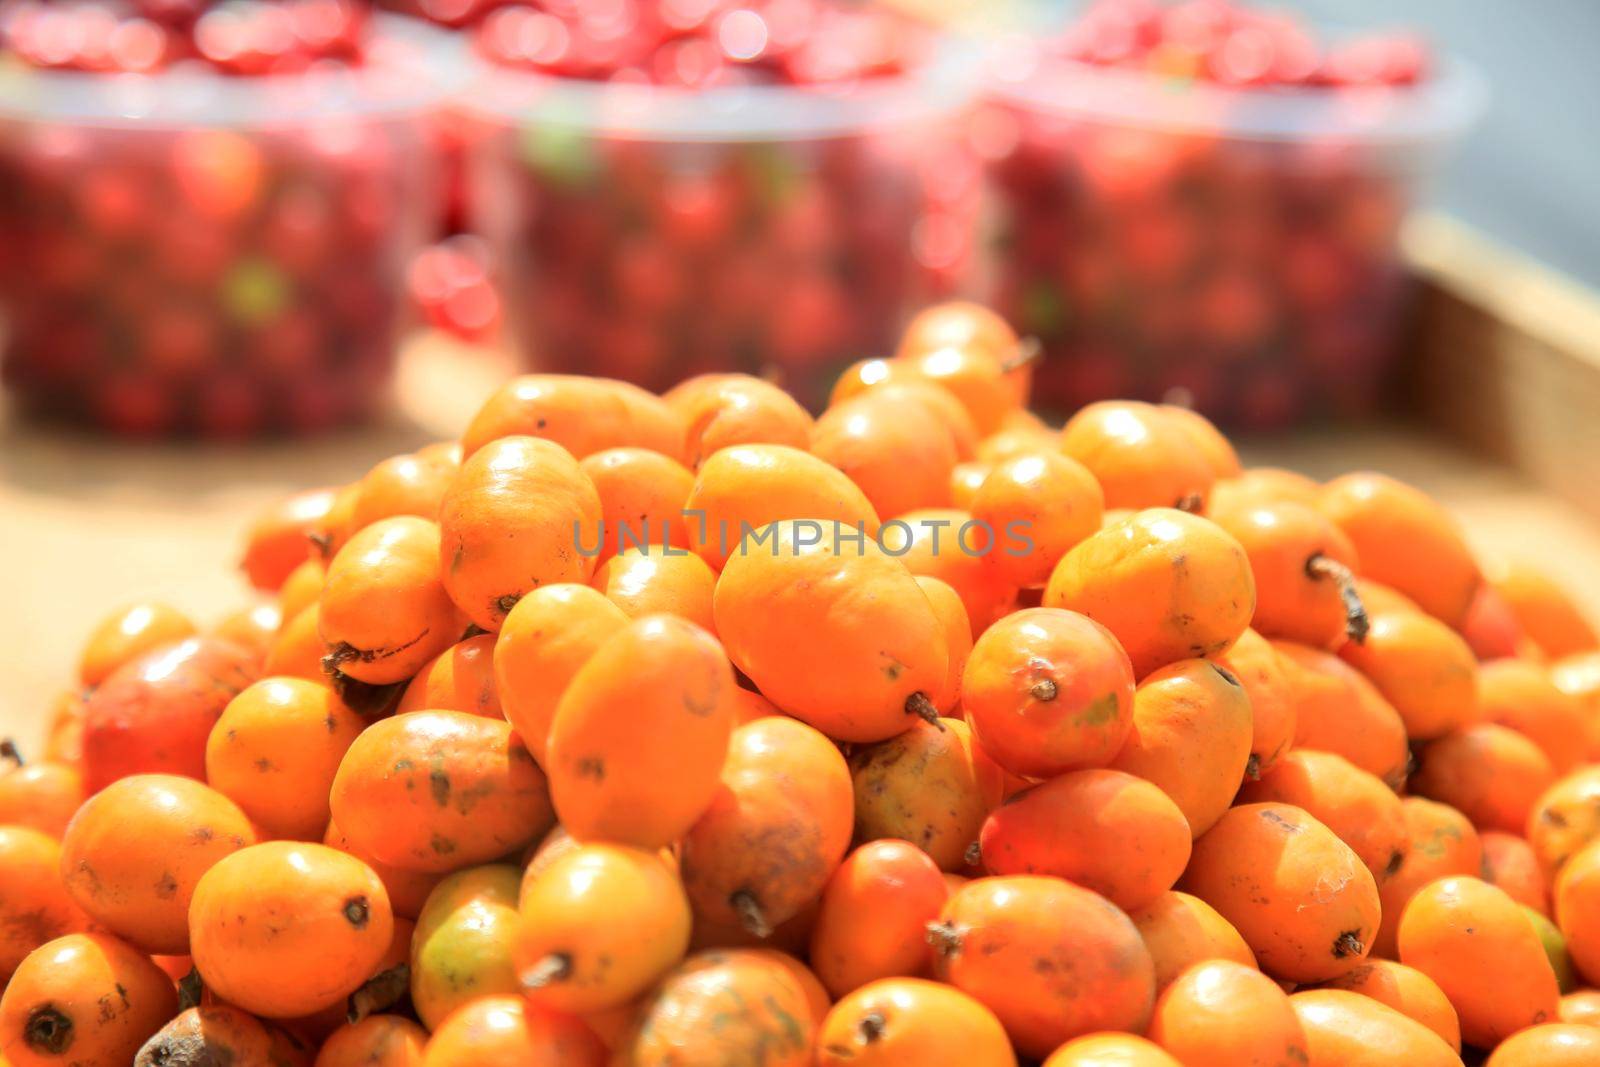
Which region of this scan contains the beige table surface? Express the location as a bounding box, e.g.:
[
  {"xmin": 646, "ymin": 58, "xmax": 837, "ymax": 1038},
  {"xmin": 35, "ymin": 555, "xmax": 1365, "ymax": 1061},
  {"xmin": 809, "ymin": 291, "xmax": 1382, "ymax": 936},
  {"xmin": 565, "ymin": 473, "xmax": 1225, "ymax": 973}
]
[{"xmin": 5, "ymin": 334, "xmax": 1600, "ymax": 751}]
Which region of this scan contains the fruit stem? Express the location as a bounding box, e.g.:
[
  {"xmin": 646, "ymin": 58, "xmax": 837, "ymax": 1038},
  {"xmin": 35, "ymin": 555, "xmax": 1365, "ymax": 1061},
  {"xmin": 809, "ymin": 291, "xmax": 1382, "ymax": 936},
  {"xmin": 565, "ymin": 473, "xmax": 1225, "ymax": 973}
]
[
  {"xmin": 905, "ymin": 692, "xmax": 943, "ymax": 729},
  {"xmin": 24, "ymin": 1006, "xmax": 72, "ymax": 1054},
  {"xmin": 177, "ymin": 967, "xmax": 204, "ymax": 1012},
  {"xmin": 856, "ymin": 1011, "xmax": 887, "ymax": 1045},
  {"xmin": 731, "ymin": 890, "xmax": 772, "ymax": 939},
  {"xmin": 1029, "ymin": 679, "xmax": 1058, "ymax": 702},
  {"xmin": 1000, "ymin": 336, "xmax": 1043, "ymax": 374},
  {"xmin": 1306, "ymin": 554, "xmax": 1370, "ymax": 644},
  {"xmin": 521, "ymin": 953, "xmax": 573, "ymax": 990},
  {"xmin": 348, "ymin": 964, "xmax": 410, "ymax": 1023},
  {"xmin": 1333, "ymin": 931, "xmax": 1365, "ymax": 959},
  {"xmin": 0, "ymin": 738, "xmax": 21, "ymax": 766},
  {"xmin": 925, "ymin": 920, "xmax": 964, "ymax": 960}
]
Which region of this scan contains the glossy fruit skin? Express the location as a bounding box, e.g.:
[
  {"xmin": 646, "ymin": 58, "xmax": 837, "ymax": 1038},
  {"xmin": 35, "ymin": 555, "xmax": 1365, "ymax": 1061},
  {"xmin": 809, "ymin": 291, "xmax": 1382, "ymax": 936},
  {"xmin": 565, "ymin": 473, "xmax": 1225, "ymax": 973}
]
[
  {"xmin": 421, "ymin": 995, "xmax": 606, "ymax": 1067},
  {"xmin": 1209, "ymin": 499, "xmax": 1361, "ymax": 649},
  {"xmin": 1146, "ymin": 959, "xmax": 1309, "ymax": 1067},
  {"xmin": 1411, "ymin": 723, "xmax": 1556, "ymax": 835},
  {"xmin": 680, "ymin": 717, "xmax": 853, "ymax": 934},
  {"xmin": 314, "ymin": 1014, "xmax": 427, "ymax": 1067},
  {"xmin": 814, "ymin": 978, "xmax": 1016, "ymax": 1067},
  {"xmin": 1487, "ymin": 1022, "xmax": 1600, "ymax": 1067},
  {"xmin": 1479, "ymin": 658, "xmax": 1591, "ymax": 773},
  {"xmin": 1399, "ymin": 876, "xmax": 1560, "ymax": 1047},
  {"xmin": 318, "ymin": 516, "xmax": 463, "ymax": 686},
  {"xmin": 1181, "ymin": 803, "xmax": 1380, "ymax": 983},
  {"xmin": 460, "ymin": 374, "xmax": 685, "ymax": 464},
  {"xmin": 323, "ymin": 818, "xmax": 443, "ymax": 923},
  {"xmin": 1559, "ymin": 989, "xmax": 1600, "ymax": 1025},
  {"xmin": 916, "ymin": 575, "xmax": 973, "ymax": 713},
  {"xmin": 980, "ymin": 769, "xmax": 1191, "ymax": 911},
  {"xmin": 1557, "ymin": 839, "xmax": 1600, "ymax": 986},
  {"xmin": 1318, "ymin": 472, "xmax": 1482, "ymax": 630},
  {"xmin": 685, "ymin": 444, "xmax": 880, "ymax": 572},
  {"xmin": 811, "ymin": 389, "xmax": 961, "ymax": 523},
  {"xmin": 1059, "ymin": 401, "xmax": 1216, "ymax": 512},
  {"xmin": 622, "ymin": 948, "xmax": 821, "ymax": 1066},
  {"xmin": 1235, "ymin": 749, "xmax": 1408, "ymax": 885},
  {"xmin": 1373, "ymin": 797, "xmax": 1484, "ymax": 960},
  {"xmin": 1110, "ymin": 658, "xmax": 1253, "ymax": 839},
  {"xmin": 1043, "ymin": 1033, "xmax": 1181, "ymax": 1066},
  {"xmin": 714, "ymin": 521, "xmax": 946, "ymax": 743},
  {"xmin": 962, "ymin": 608, "xmax": 1136, "ymax": 779},
  {"xmin": 0, "ymin": 760, "xmax": 84, "ymax": 838},
  {"xmin": 515, "ymin": 843, "xmax": 690, "ymax": 1014},
  {"xmin": 1127, "ymin": 890, "xmax": 1257, "ymax": 992},
  {"xmin": 578, "ymin": 446, "xmax": 695, "ymax": 567},
  {"xmin": 409, "ymin": 864, "xmax": 521, "ymax": 1031},
  {"xmin": 931, "ymin": 875, "xmax": 1156, "ymax": 1058},
  {"xmin": 1552, "ymin": 651, "xmax": 1600, "ymax": 760},
  {"xmin": 1215, "ymin": 628, "xmax": 1297, "ymax": 780},
  {"xmin": 1529, "ymin": 766, "xmax": 1600, "ymax": 879},
  {"xmin": 330, "ymin": 711, "xmax": 554, "ymax": 873},
  {"xmin": 1493, "ymin": 563, "xmax": 1600, "ymax": 661},
  {"xmin": 242, "ymin": 486, "xmax": 337, "ymax": 593},
  {"xmin": 809, "ymin": 841, "xmax": 949, "ymax": 998},
  {"xmin": 879, "ymin": 507, "xmax": 1018, "ymax": 636},
  {"xmin": 351, "ymin": 445, "xmax": 461, "ymax": 531},
  {"xmin": 1045, "ymin": 508, "xmax": 1255, "ymax": 678},
  {"xmin": 78, "ymin": 602, "xmax": 198, "ymax": 687},
  {"xmin": 848, "ymin": 717, "xmax": 1004, "ymax": 871},
  {"xmin": 1272, "ymin": 641, "xmax": 1410, "ymax": 790},
  {"xmin": 1314, "ymin": 959, "xmax": 1461, "ymax": 1051},
  {"xmin": 60, "ymin": 773, "xmax": 256, "ymax": 954},
  {"xmin": 396, "ymin": 634, "xmax": 501, "ymax": 718},
  {"xmin": 591, "ymin": 548, "xmax": 718, "ymax": 633},
  {"xmin": 970, "ymin": 449, "xmax": 1105, "ymax": 590},
  {"xmin": 266, "ymin": 604, "xmax": 328, "ymax": 682},
  {"xmin": 134, "ymin": 1005, "xmax": 310, "ymax": 1067},
  {"xmin": 0, "ymin": 932, "xmax": 178, "ymax": 1067},
  {"xmin": 1337, "ymin": 610, "xmax": 1479, "ymax": 741},
  {"xmin": 547, "ymin": 615, "xmax": 734, "ymax": 848},
  {"xmin": 437, "ymin": 435, "xmax": 604, "ymax": 632},
  {"xmin": 1481, "ymin": 831, "xmax": 1550, "ymax": 915},
  {"xmin": 1289, "ymin": 989, "xmax": 1462, "ymax": 1067},
  {"xmin": 81, "ymin": 635, "xmax": 257, "ymax": 791},
  {"xmin": 665, "ymin": 375, "xmax": 813, "ymax": 470},
  {"xmin": 493, "ymin": 583, "xmax": 629, "ymax": 765},
  {"xmin": 0, "ymin": 827, "xmax": 91, "ymax": 983},
  {"xmin": 206, "ymin": 677, "xmax": 366, "ymax": 841},
  {"xmin": 189, "ymin": 841, "xmax": 395, "ymax": 1019}
]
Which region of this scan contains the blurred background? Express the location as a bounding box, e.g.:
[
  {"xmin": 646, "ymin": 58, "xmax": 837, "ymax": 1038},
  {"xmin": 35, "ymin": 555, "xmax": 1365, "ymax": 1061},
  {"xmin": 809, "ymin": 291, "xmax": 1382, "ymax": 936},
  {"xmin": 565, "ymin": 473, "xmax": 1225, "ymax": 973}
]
[{"xmin": 3, "ymin": 0, "xmax": 1600, "ymax": 718}]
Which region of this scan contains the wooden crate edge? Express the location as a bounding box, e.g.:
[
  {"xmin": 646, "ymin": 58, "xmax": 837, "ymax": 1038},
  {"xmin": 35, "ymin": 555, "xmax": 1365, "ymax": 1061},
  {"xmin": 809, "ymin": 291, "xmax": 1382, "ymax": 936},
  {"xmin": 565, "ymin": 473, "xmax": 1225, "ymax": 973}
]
[{"xmin": 1402, "ymin": 212, "xmax": 1600, "ymax": 523}]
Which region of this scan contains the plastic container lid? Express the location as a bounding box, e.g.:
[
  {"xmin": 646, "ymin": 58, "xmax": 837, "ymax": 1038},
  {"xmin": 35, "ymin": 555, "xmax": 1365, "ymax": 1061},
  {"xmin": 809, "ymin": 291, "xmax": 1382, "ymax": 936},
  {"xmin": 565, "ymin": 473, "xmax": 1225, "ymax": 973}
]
[
  {"xmin": 458, "ymin": 33, "xmax": 980, "ymax": 142},
  {"xmin": 0, "ymin": 14, "xmax": 468, "ymax": 129},
  {"xmin": 987, "ymin": 34, "xmax": 1487, "ymax": 147}
]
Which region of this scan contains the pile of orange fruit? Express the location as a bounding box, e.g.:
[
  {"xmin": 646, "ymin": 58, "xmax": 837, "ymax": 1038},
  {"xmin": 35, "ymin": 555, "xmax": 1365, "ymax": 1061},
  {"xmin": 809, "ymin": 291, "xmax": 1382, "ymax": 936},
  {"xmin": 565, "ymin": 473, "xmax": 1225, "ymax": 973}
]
[{"xmin": 5, "ymin": 301, "xmax": 1600, "ymax": 1066}]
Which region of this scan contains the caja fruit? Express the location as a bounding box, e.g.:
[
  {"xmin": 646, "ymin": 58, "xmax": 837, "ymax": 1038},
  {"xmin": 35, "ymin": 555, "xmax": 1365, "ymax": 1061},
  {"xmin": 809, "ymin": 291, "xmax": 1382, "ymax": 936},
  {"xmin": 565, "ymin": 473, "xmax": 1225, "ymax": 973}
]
[
  {"xmin": 961, "ymin": 607, "xmax": 1136, "ymax": 779},
  {"xmin": 1045, "ymin": 508, "xmax": 1256, "ymax": 678},
  {"xmin": 713, "ymin": 520, "xmax": 948, "ymax": 742},
  {"xmin": 679, "ymin": 716, "xmax": 853, "ymax": 938},
  {"xmin": 0, "ymin": 932, "xmax": 178, "ymax": 1067},
  {"xmin": 188, "ymin": 841, "xmax": 395, "ymax": 1019},
  {"xmin": 928, "ymin": 875, "xmax": 1156, "ymax": 1058}
]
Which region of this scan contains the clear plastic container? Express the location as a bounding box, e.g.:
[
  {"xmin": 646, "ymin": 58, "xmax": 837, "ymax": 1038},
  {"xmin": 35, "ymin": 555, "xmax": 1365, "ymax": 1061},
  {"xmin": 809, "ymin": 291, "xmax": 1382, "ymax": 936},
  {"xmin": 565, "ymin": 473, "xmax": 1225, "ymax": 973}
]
[
  {"xmin": 459, "ymin": 38, "xmax": 982, "ymax": 409},
  {"xmin": 979, "ymin": 40, "xmax": 1486, "ymax": 428},
  {"xmin": 0, "ymin": 16, "xmax": 463, "ymax": 437}
]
